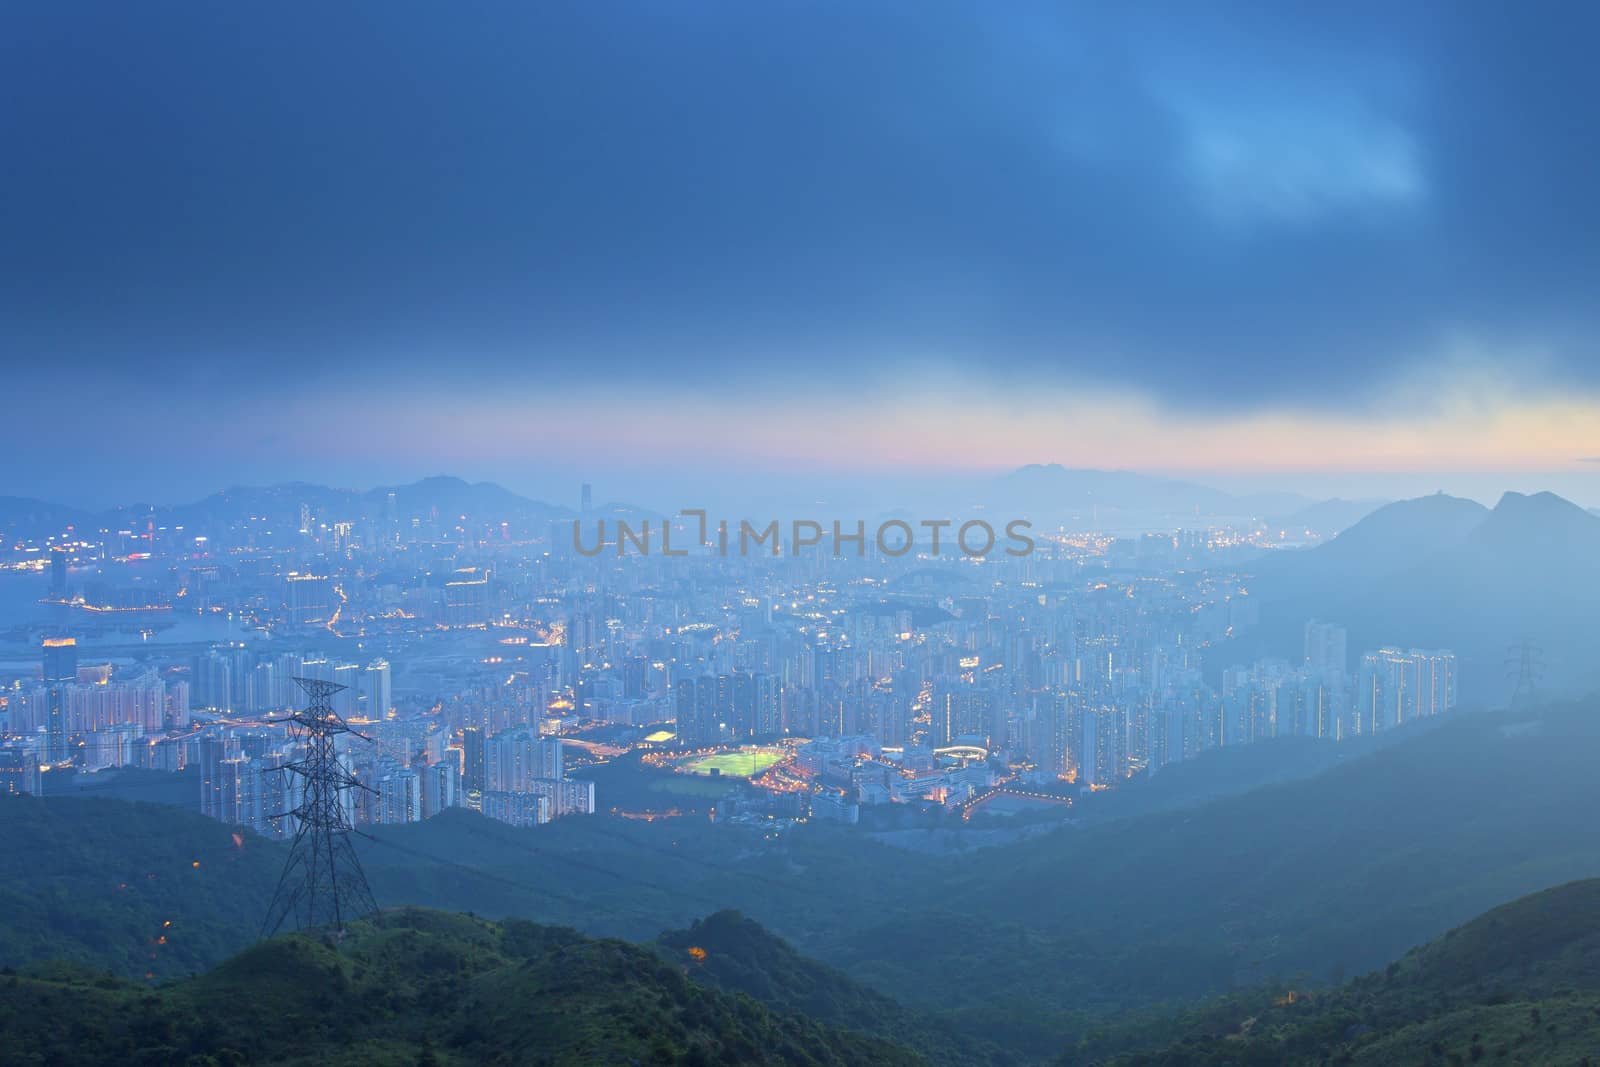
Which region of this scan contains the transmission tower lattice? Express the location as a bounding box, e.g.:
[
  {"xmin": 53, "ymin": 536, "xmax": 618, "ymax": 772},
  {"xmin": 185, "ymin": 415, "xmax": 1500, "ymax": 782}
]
[
  {"xmin": 261, "ymin": 677, "xmax": 378, "ymax": 937},
  {"xmin": 1506, "ymin": 640, "xmax": 1545, "ymax": 711}
]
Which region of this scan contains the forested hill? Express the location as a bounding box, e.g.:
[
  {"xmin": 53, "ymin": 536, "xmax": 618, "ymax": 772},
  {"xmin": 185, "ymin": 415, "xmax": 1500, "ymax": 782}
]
[
  {"xmin": 0, "ymin": 908, "xmax": 926, "ymax": 1067},
  {"xmin": 0, "ymin": 794, "xmax": 281, "ymax": 979},
  {"xmin": 9, "ymin": 699, "xmax": 1600, "ymax": 1062},
  {"xmin": 1098, "ymin": 878, "xmax": 1600, "ymax": 1065},
  {"xmin": 657, "ymin": 910, "xmax": 1013, "ymax": 1066}
]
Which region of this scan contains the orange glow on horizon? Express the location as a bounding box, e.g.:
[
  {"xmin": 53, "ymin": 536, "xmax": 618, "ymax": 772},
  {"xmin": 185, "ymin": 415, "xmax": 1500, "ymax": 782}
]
[{"xmin": 361, "ymin": 376, "xmax": 1600, "ymax": 477}]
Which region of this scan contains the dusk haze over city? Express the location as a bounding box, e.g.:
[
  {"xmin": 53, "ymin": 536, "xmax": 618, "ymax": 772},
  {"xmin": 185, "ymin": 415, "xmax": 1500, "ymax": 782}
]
[{"xmin": 6, "ymin": 4, "xmax": 1600, "ymax": 1066}]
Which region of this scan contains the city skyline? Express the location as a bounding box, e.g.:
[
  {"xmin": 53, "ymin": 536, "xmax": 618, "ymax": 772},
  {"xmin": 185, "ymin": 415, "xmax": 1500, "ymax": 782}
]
[
  {"xmin": 8, "ymin": 5, "xmax": 1600, "ymax": 1058},
  {"xmin": 9, "ymin": 464, "xmax": 1600, "ymax": 525}
]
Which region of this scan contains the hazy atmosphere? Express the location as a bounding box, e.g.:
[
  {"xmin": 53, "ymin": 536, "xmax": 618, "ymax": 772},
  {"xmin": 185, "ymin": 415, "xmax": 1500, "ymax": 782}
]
[{"xmin": 5, "ymin": 5, "xmax": 1600, "ymax": 1066}]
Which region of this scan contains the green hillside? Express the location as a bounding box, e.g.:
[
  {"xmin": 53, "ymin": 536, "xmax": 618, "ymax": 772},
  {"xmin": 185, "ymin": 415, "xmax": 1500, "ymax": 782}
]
[
  {"xmin": 656, "ymin": 910, "xmax": 1013, "ymax": 1066},
  {"xmin": 0, "ymin": 794, "xmax": 283, "ymax": 979},
  {"xmin": 0, "ymin": 908, "xmax": 926, "ymax": 1067},
  {"xmin": 809, "ymin": 700, "xmax": 1600, "ymax": 1051},
  {"xmin": 8, "ymin": 699, "xmax": 1600, "ymax": 1061},
  {"xmin": 1102, "ymin": 878, "xmax": 1600, "ymax": 1065}
]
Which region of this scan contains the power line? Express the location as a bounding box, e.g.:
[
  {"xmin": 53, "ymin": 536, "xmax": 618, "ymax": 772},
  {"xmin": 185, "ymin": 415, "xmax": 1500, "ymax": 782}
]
[
  {"xmin": 440, "ymin": 813, "xmax": 730, "ymax": 909},
  {"xmin": 353, "ymin": 829, "xmax": 596, "ymax": 912},
  {"xmin": 575, "ymin": 821, "xmax": 833, "ymax": 903},
  {"xmin": 446, "ymin": 812, "xmax": 912, "ymax": 916}
]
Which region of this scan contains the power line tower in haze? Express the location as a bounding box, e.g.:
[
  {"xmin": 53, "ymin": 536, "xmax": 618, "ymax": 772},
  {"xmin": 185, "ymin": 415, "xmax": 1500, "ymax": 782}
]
[
  {"xmin": 1506, "ymin": 640, "xmax": 1545, "ymax": 711},
  {"xmin": 262, "ymin": 677, "xmax": 378, "ymax": 936}
]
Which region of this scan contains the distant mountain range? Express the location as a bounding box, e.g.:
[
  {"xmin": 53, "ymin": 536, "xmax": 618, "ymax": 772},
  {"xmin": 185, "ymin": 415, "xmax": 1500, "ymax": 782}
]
[
  {"xmin": 984, "ymin": 464, "xmax": 1384, "ymax": 532},
  {"xmin": 173, "ymin": 475, "xmax": 581, "ymax": 529},
  {"xmin": 995, "ymin": 463, "xmax": 1310, "ymax": 516},
  {"xmin": 0, "ymin": 467, "xmax": 1390, "ymax": 541},
  {"xmin": 8, "ymin": 470, "xmax": 1593, "ymax": 693},
  {"xmin": 0, "ymin": 476, "xmax": 630, "ymax": 540},
  {"xmin": 1249, "ymin": 491, "xmax": 1491, "ymax": 595},
  {"xmin": 1238, "ymin": 489, "xmax": 1600, "ymax": 693},
  {"xmin": 1275, "ymin": 494, "xmax": 1429, "ymax": 545}
]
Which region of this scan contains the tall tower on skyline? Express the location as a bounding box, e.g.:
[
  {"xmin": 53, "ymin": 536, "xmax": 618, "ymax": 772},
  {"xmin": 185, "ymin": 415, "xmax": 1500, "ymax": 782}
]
[
  {"xmin": 365, "ymin": 659, "xmax": 392, "ymax": 720},
  {"xmin": 1303, "ymin": 619, "xmax": 1348, "ymax": 679},
  {"xmin": 41, "ymin": 637, "xmax": 77, "ymax": 764},
  {"xmin": 48, "ymin": 546, "xmax": 67, "ymax": 599}
]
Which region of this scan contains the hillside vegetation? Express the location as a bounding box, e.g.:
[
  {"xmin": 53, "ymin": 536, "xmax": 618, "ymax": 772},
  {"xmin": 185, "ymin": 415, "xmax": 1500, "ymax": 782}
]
[
  {"xmin": 0, "ymin": 908, "xmax": 926, "ymax": 1067},
  {"xmin": 0, "ymin": 795, "xmax": 281, "ymax": 979},
  {"xmin": 656, "ymin": 910, "xmax": 1012, "ymax": 1066},
  {"xmin": 8, "ymin": 699, "xmax": 1600, "ymax": 1059},
  {"xmin": 1102, "ymin": 878, "xmax": 1600, "ymax": 1065}
]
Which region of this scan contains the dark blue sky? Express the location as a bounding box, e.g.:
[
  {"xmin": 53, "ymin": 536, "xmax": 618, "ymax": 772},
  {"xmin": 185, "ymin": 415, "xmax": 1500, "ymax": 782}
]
[{"xmin": 5, "ymin": 2, "xmax": 1600, "ymax": 505}]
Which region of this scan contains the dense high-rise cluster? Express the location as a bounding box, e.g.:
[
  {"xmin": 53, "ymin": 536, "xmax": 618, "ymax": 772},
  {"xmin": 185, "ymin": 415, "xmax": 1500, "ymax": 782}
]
[{"xmin": 0, "ymin": 487, "xmax": 1459, "ymax": 831}]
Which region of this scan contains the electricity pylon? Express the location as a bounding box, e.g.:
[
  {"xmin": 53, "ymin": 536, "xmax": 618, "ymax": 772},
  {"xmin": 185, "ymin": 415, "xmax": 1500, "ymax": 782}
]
[
  {"xmin": 1506, "ymin": 640, "xmax": 1545, "ymax": 711},
  {"xmin": 261, "ymin": 677, "xmax": 378, "ymax": 936}
]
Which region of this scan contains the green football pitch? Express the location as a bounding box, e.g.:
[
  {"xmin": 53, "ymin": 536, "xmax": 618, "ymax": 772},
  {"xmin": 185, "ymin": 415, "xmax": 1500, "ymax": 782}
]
[{"xmin": 679, "ymin": 749, "xmax": 784, "ymax": 778}]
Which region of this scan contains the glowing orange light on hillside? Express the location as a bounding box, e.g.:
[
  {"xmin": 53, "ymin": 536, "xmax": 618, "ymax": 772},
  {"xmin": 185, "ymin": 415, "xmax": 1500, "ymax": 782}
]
[{"xmin": 687, "ymin": 946, "xmax": 707, "ymax": 962}]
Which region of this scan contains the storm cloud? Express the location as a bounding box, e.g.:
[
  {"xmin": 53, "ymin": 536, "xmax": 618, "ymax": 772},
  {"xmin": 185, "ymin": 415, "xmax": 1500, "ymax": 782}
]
[{"xmin": 3, "ymin": 0, "xmax": 1599, "ymax": 492}]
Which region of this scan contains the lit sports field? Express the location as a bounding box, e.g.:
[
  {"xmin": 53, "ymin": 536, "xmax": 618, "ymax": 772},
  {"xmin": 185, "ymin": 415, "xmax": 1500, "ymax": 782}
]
[{"xmin": 679, "ymin": 749, "xmax": 785, "ymax": 778}]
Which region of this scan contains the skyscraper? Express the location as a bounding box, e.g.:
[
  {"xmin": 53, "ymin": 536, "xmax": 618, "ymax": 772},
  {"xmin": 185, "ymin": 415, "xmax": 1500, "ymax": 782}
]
[
  {"xmin": 332, "ymin": 663, "xmax": 362, "ymax": 717},
  {"xmin": 364, "ymin": 659, "xmax": 392, "ymax": 719},
  {"xmin": 48, "ymin": 547, "xmax": 67, "ymax": 598},
  {"xmin": 285, "ymin": 573, "xmax": 333, "ymax": 626},
  {"xmin": 1355, "ymin": 648, "xmax": 1454, "ymax": 731},
  {"xmin": 675, "ymin": 674, "xmax": 722, "ymax": 745},
  {"xmin": 41, "ymin": 637, "xmax": 77, "ymax": 764},
  {"xmin": 378, "ymin": 765, "xmax": 422, "ymax": 824},
  {"xmin": 461, "ymin": 726, "xmax": 486, "ymax": 795},
  {"xmin": 485, "ymin": 729, "xmax": 562, "ymax": 792},
  {"xmin": 1304, "ymin": 620, "xmax": 1348, "ymax": 679},
  {"xmin": 442, "ymin": 569, "xmax": 491, "ymax": 628},
  {"xmin": 1409, "ymin": 649, "xmax": 1456, "ymax": 719}
]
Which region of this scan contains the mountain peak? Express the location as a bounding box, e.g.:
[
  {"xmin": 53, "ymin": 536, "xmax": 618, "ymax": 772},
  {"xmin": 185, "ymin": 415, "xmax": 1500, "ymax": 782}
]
[
  {"xmin": 1490, "ymin": 489, "xmax": 1589, "ymax": 517},
  {"xmin": 1318, "ymin": 492, "xmax": 1487, "ymax": 560},
  {"xmin": 1474, "ymin": 489, "xmax": 1600, "ymax": 547}
]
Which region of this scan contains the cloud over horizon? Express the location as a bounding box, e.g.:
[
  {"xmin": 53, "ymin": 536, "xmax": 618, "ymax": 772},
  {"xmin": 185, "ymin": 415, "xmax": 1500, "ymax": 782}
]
[{"xmin": 4, "ymin": 1, "xmax": 1600, "ymax": 494}]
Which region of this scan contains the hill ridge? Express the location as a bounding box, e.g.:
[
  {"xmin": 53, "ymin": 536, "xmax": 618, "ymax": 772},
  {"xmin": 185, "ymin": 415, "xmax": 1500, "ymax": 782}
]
[{"xmin": 0, "ymin": 907, "xmax": 927, "ymax": 1067}]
